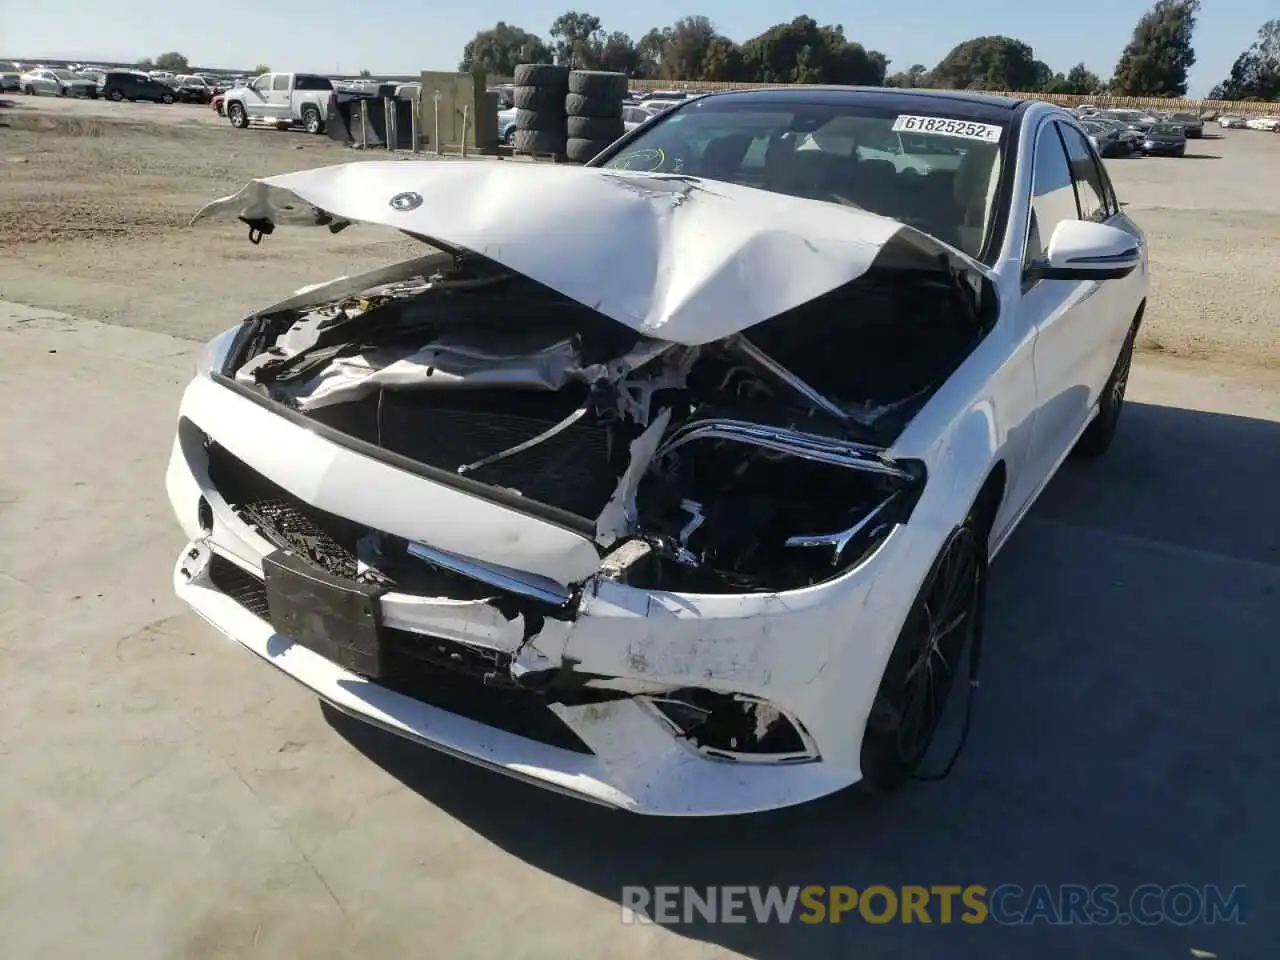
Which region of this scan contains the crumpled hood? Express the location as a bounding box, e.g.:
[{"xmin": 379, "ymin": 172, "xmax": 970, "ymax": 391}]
[{"xmin": 192, "ymin": 160, "xmax": 989, "ymax": 346}]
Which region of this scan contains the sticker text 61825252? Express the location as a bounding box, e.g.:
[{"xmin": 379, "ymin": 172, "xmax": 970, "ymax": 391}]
[{"xmin": 891, "ymin": 115, "xmax": 1003, "ymax": 143}]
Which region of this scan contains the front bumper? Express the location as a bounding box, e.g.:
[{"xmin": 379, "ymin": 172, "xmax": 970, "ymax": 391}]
[
  {"xmin": 1142, "ymin": 141, "xmax": 1185, "ymax": 154},
  {"xmin": 167, "ymin": 374, "xmax": 924, "ymax": 815}
]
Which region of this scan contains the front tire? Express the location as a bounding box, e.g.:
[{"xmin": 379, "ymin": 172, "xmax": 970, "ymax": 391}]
[
  {"xmin": 860, "ymin": 517, "xmax": 987, "ymax": 792},
  {"xmin": 161, "ymin": 92, "xmax": 175, "ymax": 104},
  {"xmin": 1074, "ymin": 322, "xmax": 1137, "ymax": 459},
  {"xmin": 227, "ymin": 102, "xmax": 248, "ymax": 128}
]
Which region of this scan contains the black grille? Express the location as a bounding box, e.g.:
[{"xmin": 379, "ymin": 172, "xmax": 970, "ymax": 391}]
[
  {"xmin": 203, "ymin": 553, "xmax": 591, "ymax": 754},
  {"xmin": 207, "ymin": 444, "xmax": 363, "ymax": 578},
  {"xmin": 208, "ymin": 553, "xmax": 270, "ymax": 617}
]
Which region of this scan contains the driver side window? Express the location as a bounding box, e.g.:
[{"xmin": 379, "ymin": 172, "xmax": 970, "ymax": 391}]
[
  {"xmin": 1024, "ymin": 122, "xmax": 1078, "ymax": 274},
  {"xmin": 251, "ymin": 75, "xmax": 269, "ymax": 93}
]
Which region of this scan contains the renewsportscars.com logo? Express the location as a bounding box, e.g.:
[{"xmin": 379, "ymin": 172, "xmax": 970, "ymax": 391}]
[{"xmin": 620, "ymin": 884, "xmax": 1248, "ymax": 926}]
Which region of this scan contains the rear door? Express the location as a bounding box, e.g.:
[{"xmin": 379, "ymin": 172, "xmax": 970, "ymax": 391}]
[{"xmin": 267, "ymin": 73, "xmax": 293, "ymax": 120}]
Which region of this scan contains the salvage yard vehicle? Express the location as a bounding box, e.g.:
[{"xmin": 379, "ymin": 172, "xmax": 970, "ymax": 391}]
[
  {"xmin": 103, "ymin": 71, "xmax": 175, "ymax": 104},
  {"xmin": 1139, "ymin": 122, "xmax": 1188, "ymax": 156},
  {"xmin": 20, "ymin": 67, "xmax": 97, "ymax": 98},
  {"xmin": 221, "ymin": 72, "xmax": 335, "ymax": 134},
  {"xmin": 172, "ymin": 88, "xmax": 1148, "ymax": 815}
]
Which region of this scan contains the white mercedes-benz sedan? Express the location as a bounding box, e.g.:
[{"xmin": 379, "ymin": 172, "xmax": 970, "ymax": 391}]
[{"xmin": 170, "ymin": 88, "xmax": 1148, "ymax": 815}]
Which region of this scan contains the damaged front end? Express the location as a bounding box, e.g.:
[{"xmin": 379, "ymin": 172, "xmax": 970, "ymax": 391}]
[
  {"xmin": 209, "ymin": 237, "xmax": 991, "ymax": 596},
  {"xmin": 175, "ymin": 165, "xmax": 997, "ymax": 804}
]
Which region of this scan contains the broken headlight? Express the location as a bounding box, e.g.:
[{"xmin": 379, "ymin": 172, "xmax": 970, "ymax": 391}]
[{"xmin": 629, "ymin": 429, "xmax": 923, "ymax": 593}]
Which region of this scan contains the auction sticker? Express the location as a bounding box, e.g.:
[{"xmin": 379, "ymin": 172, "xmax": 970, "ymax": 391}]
[{"xmin": 891, "ymin": 115, "xmax": 1003, "ymax": 143}]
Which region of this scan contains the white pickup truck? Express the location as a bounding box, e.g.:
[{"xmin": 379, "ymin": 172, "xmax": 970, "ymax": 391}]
[{"xmin": 222, "ymin": 72, "xmax": 337, "ymax": 134}]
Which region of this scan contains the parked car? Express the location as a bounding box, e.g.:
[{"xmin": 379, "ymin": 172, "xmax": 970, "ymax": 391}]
[
  {"xmin": 1139, "ymin": 122, "xmax": 1187, "ymax": 156},
  {"xmin": 1218, "ymin": 115, "xmax": 1247, "ymax": 129},
  {"xmin": 221, "ymin": 72, "xmax": 337, "ymax": 134},
  {"xmin": 497, "ymin": 106, "xmax": 517, "ymax": 144},
  {"xmin": 1080, "ymin": 119, "xmax": 1127, "ymax": 157},
  {"xmin": 212, "ymin": 93, "xmax": 226, "ymax": 116},
  {"xmin": 174, "ymin": 75, "xmax": 214, "ymax": 104},
  {"xmin": 1168, "ymin": 112, "xmax": 1203, "ymax": 138},
  {"xmin": 1087, "ymin": 117, "xmax": 1142, "ymax": 153},
  {"xmin": 20, "ymin": 68, "xmax": 97, "ymax": 97},
  {"xmin": 102, "ymin": 71, "xmax": 176, "ymax": 103},
  {"xmin": 176, "ymin": 87, "xmax": 1148, "ymax": 814},
  {"xmin": 621, "ymin": 105, "xmax": 650, "ymax": 132},
  {"xmin": 1, "ymin": 70, "xmax": 20, "ymax": 92},
  {"xmin": 1244, "ymin": 116, "xmax": 1280, "ymax": 132}
]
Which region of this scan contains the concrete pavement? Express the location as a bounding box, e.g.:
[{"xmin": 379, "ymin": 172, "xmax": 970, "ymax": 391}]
[{"xmin": 1, "ymin": 301, "xmax": 1276, "ymax": 958}]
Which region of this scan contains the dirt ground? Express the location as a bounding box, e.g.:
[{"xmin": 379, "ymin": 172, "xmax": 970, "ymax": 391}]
[{"xmin": 2, "ymin": 94, "xmax": 1279, "ymax": 370}]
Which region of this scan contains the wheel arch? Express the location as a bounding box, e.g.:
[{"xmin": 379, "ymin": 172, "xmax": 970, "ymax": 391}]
[{"xmin": 969, "ymin": 460, "xmax": 1007, "ymax": 545}]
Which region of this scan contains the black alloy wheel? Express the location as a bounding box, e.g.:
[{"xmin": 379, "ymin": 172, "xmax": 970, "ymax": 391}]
[{"xmin": 860, "ymin": 520, "xmax": 986, "ymax": 791}]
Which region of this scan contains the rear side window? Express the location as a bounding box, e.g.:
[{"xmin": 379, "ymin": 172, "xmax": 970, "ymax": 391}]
[
  {"xmin": 295, "ymin": 75, "xmax": 333, "ymax": 91},
  {"xmin": 1057, "ymin": 122, "xmax": 1113, "ymax": 222},
  {"xmin": 1025, "ymin": 122, "xmax": 1078, "ymax": 267}
]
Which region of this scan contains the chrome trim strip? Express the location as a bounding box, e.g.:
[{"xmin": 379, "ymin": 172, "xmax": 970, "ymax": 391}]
[{"xmin": 407, "ymin": 541, "xmax": 573, "ymax": 606}]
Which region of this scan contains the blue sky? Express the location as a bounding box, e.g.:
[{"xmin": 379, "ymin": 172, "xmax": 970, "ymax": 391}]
[{"xmin": 2, "ymin": 0, "xmax": 1270, "ymax": 96}]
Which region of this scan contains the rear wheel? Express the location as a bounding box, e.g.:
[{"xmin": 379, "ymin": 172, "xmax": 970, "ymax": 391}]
[
  {"xmin": 161, "ymin": 91, "xmax": 175, "ymax": 104},
  {"xmin": 302, "ymin": 105, "xmax": 323, "ymax": 134},
  {"xmin": 860, "ymin": 517, "xmax": 987, "ymax": 792}
]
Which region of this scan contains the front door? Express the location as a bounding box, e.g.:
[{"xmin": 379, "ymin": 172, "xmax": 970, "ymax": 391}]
[
  {"xmin": 1016, "ymin": 119, "xmax": 1118, "ymax": 491},
  {"xmin": 245, "ymin": 74, "xmax": 273, "ymax": 119}
]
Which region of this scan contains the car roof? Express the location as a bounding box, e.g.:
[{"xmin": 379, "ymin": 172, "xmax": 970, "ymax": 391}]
[{"xmin": 692, "ymin": 86, "xmax": 1026, "ymax": 123}]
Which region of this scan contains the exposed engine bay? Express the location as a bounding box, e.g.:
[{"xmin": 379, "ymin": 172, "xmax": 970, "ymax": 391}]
[{"xmin": 213, "ymin": 251, "xmax": 993, "ymax": 594}]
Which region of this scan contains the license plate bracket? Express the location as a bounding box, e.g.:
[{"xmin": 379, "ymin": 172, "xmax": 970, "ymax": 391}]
[{"xmin": 262, "ymin": 550, "xmax": 385, "ymax": 677}]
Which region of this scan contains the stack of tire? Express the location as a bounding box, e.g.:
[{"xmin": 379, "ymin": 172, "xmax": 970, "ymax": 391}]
[
  {"xmin": 565, "ymin": 71, "xmax": 628, "ymax": 164},
  {"xmin": 512, "ymin": 64, "xmax": 570, "ymax": 157}
]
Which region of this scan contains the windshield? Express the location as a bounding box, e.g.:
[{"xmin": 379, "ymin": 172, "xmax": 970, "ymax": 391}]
[
  {"xmin": 1150, "ymin": 123, "xmax": 1183, "ymax": 135},
  {"xmin": 53, "ymin": 69, "xmax": 75, "ymax": 80},
  {"xmin": 599, "ymin": 97, "xmax": 1008, "ymax": 259}
]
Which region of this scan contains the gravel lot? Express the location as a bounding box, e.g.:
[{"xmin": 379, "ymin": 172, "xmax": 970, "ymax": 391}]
[{"xmin": 1, "ymin": 96, "xmax": 1278, "ymax": 958}]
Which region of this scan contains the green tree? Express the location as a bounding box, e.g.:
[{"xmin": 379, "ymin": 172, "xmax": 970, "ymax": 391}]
[
  {"xmin": 549, "ymin": 11, "xmax": 604, "ymax": 68},
  {"xmin": 636, "ymin": 27, "xmax": 668, "ymax": 78},
  {"xmin": 739, "ymin": 17, "xmax": 885, "ymax": 85},
  {"xmin": 358, "ymin": 68, "xmax": 372, "ymax": 78},
  {"xmin": 136, "ymin": 57, "xmax": 154, "ymax": 69},
  {"xmin": 458, "ymin": 22, "xmax": 552, "ymax": 75},
  {"xmin": 886, "ymin": 63, "xmax": 929, "ymax": 87},
  {"xmin": 598, "ymin": 31, "xmax": 641, "ymax": 75},
  {"xmin": 252, "ymin": 63, "xmax": 270, "ymax": 75},
  {"xmin": 1210, "ymin": 18, "xmax": 1280, "ymax": 100},
  {"xmin": 931, "ymin": 36, "xmax": 1042, "ymax": 91},
  {"xmin": 1045, "ymin": 62, "xmax": 1104, "ymax": 95},
  {"xmin": 659, "ymin": 16, "xmax": 719, "ymax": 80},
  {"xmin": 154, "ymin": 51, "xmax": 189, "ymax": 72},
  {"xmin": 1111, "ymin": 0, "xmax": 1200, "ymax": 96}
]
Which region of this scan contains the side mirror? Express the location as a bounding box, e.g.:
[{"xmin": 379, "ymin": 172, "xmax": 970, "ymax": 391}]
[{"xmin": 1034, "ymin": 220, "xmax": 1142, "ymax": 281}]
